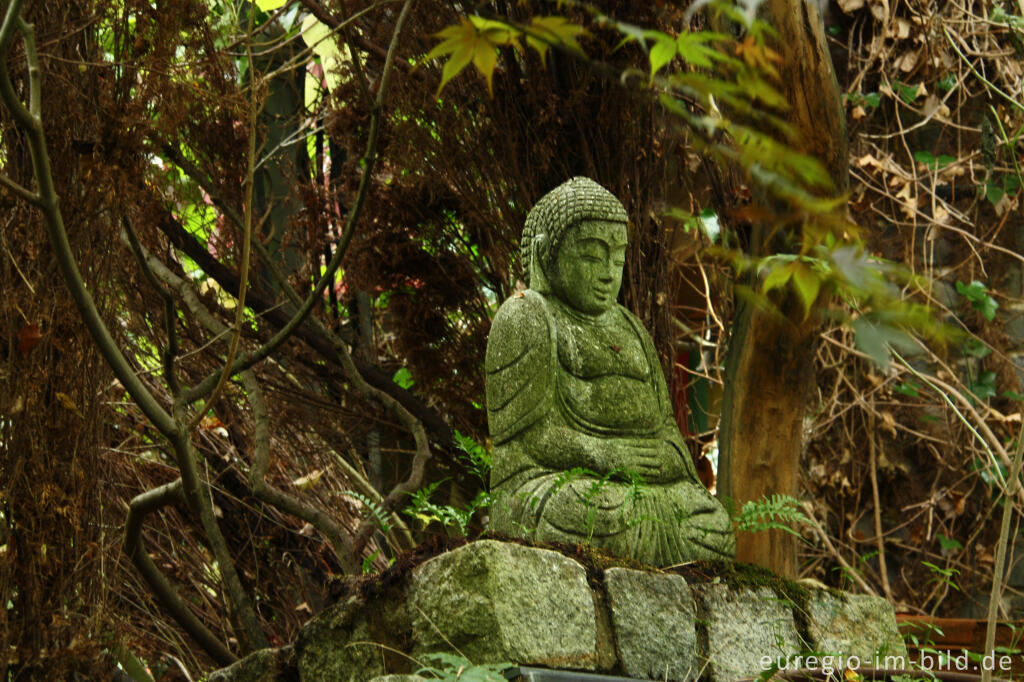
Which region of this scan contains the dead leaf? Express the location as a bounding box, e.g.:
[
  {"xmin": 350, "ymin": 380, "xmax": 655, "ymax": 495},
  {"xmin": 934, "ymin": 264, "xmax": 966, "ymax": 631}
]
[
  {"xmin": 895, "ymin": 17, "xmax": 912, "ymax": 39},
  {"xmin": 897, "ymin": 49, "xmax": 919, "ymax": 72},
  {"xmin": 55, "ymin": 392, "xmax": 85, "ymax": 420},
  {"xmin": 17, "ymin": 324, "xmax": 41, "ymax": 355},
  {"xmin": 837, "ymin": 0, "xmax": 865, "ymax": 12},
  {"xmin": 880, "ymin": 411, "xmax": 898, "ymax": 436},
  {"xmin": 851, "ymin": 105, "xmax": 867, "ymax": 120},
  {"xmin": 922, "ymin": 94, "xmax": 950, "ymax": 119},
  {"xmin": 200, "ymin": 416, "xmax": 224, "ymax": 430},
  {"xmin": 868, "ymin": 0, "xmax": 889, "ymax": 21},
  {"xmin": 994, "ymin": 192, "xmax": 1017, "ymax": 217},
  {"xmin": 293, "ymin": 469, "xmax": 325, "ymax": 490}
]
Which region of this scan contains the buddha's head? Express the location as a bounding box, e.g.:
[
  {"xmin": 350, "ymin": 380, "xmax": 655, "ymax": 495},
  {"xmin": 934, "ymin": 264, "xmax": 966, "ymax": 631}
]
[{"xmin": 522, "ymin": 177, "xmax": 629, "ymax": 315}]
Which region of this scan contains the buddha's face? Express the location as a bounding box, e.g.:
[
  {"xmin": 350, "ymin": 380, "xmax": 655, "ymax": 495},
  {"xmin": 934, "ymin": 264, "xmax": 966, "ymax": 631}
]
[{"xmin": 552, "ymin": 220, "xmax": 628, "ymax": 315}]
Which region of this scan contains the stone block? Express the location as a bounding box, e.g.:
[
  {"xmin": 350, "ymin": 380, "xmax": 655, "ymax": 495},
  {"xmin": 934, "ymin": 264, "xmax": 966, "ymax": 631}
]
[
  {"xmin": 408, "ymin": 540, "xmax": 600, "ymax": 670},
  {"xmin": 802, "ymin": 591, "xmax": 909, "ymax": 665},
  {"xmin": 691, "ymin": 583, "xmax": 802, "ymax": 682},
  {"xmin": 295, "ymin": 592, "xmax": 412, "ymax": 682},
  {"xmin": 604, "ymin": 568, "xmax": 698, "ymax": 681}
]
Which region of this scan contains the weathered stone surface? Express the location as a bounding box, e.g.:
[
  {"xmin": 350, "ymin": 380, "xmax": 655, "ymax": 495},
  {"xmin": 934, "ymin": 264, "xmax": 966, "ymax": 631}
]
[
  {"xmin": 206, "ymin": 540, "xmax": 915, "ymax": 682},
  {"xmin": 295, "ymin": 590, "xmax": 412, "ymax": 682},
  {"xmin": 408, "ymin": 540, "xmax": 600, "ymax": 670},
  {"xmin": 208, "ymin": 647, "xmax": 292, "ymax": 682},
  {"xmin": 604, "ymin": 568, "xmax": 698, "ymax": 681},
  {"xmin": 295, "ymin": 600, "xmax": 382, "ymax": 682},
  {"xmin": 692, "ymin": 583, "xmax": 802, "ymax": 682},
  {"xmin": 486, "ymin": 177, "xmax": 735, "ymax": 566},
  {"xmin": 802, "ymin": 591, "xmax": 909, "ymax": 664}
]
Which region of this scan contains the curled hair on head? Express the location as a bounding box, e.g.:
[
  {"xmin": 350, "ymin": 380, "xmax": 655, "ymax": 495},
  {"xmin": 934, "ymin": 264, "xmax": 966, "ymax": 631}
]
[{"xmin": 521, "ymin": 177, "xmax": 629, "ymax": 288}]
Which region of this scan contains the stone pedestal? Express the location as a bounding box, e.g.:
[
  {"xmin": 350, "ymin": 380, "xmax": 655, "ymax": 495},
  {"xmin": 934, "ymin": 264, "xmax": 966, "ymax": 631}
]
[{"xmin": 211, "ymin": 540, "xmax": 907, "ymax": 682}]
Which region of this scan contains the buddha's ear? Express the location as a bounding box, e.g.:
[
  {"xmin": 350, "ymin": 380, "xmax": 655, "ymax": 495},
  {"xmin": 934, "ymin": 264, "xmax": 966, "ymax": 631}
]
[{"xmin": 529, "ymin": 233, "xmax": 552, "ymax": 294}]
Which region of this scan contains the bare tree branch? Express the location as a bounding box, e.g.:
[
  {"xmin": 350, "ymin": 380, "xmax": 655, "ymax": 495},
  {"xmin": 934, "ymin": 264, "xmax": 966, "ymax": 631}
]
[
  {"xmin": 124, "ymin": 479, "xmax": 237, "ymax": 667},
  {"xmin": 0, "ymin": 171, "xmax": 38, "ymax": 204}
]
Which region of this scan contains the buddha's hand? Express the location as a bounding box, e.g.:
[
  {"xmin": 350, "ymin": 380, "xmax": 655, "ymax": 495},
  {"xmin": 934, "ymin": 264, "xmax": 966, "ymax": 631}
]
[{"xmin": 612, "ymin": 442, "xmax": 687, "ymax": 484}]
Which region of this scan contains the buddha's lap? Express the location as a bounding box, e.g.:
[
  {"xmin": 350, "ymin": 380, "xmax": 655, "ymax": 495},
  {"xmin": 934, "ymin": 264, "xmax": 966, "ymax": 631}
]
[{"xmin": 493, "ymin": 470, "xmax": 729, "ymax": 538}]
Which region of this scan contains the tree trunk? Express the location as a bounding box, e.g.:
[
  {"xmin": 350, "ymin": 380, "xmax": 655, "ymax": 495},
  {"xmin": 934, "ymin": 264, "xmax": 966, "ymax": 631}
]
[{"xmin": 717, "ymin": 0, "xmax": 847, "ymax": 577}]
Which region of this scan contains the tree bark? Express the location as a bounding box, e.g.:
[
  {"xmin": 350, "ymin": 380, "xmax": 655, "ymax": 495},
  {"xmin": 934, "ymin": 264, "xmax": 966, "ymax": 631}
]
[{"xmin": 717, "ymin": 0, "xmax": 847, "ymax": 577}]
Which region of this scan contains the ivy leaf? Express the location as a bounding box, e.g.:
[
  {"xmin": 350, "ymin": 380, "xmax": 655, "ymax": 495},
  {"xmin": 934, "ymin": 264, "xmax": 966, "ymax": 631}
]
[
  {"xmin": 955, "ymin": 280, "xmax": 999, "ymax": 321},
  {"xmin": 962, "ymin": 337, "xmax": 992, "ymax": 359},
  {"xmin": 969, "ymin": 370, "xmax": 997, "ymax": 400}
]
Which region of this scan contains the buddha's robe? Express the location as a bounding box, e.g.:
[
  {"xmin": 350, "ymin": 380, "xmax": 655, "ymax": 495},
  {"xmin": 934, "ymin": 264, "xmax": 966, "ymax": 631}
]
[{"xmin": 486, "ymin": 289, "xmax": 736, "ymax": 565}]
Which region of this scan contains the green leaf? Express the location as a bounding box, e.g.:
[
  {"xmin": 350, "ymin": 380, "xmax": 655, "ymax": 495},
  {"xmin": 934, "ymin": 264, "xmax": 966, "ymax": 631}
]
[
  {"xmin": 914, "ymin": 150, "xmax": 956, "ymax": 170},
  {"xmin": 986, "ymin": 181, "xmax": 1005, "ymax": 205},
  {"xmin": 956, "ymin": 280, "xmax": 999, "ymax": 321},
  {"xmin": 675, "ymin": 31, "xmax": 730, "ymax": 69},
  {"xmin": 762, "ymin": 260, "xmax": 795, "ymax": 292},
  {"xmin": 963, "ymin": 337, "xmax": 992, "ymax": 359},
  {"xmin": 864, "ymin": 92, "xmax": 881, "ymax": 108},
  {"xmin": 894, "ymin": 80, "xmax": 923, "ymax": 103},
  {"xmin": 851, "ymin": 316, "xmax": 916, "ymax": 368},
  {"xmin": 472, "ymin": 39, "xmax": 498, "ymax": 96},
  {"xmin": 649, "ymin": 34, "xmax": 676, "ymax": 78},
  {"xmin": 392, "ymin": 367, "xmax": 414, "ymax": 389},
  {"xmin": 970, "ymin": 370, "xmax": 997, "ymax": 400},
  {"xmin": 1002, "ymin": 390, "xmax": 1024, "ymax": 401},
  {"xmin": 255, "ymin": 0, "xmax": 288, "ymax": 10},
  {"xmin": 527, "ymin": 15, "xmax": 583, "ymax": 65},
  {"xmin": 791, "ymin": 262, "xmax": 821, "ymax": 316},
  {"xmin": 936, "ymin": 74, "xmax": 957, "ymax": 92},
  {"xmin": 894, "ymin": 380, "xmax": 921, "ymax": 398},
  {"xmin": 937, "ymin": 534, "xmax": 963, "ymax": 551},
  {"xmin": 913, "ymin": 150, "xmax": 935, "ymax": 166}
]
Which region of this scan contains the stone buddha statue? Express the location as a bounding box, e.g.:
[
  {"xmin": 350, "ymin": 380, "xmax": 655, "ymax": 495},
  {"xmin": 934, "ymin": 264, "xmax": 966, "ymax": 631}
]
[{"xmin": 486, "ymin": 177, "xmax": 736, "ymax": 565}]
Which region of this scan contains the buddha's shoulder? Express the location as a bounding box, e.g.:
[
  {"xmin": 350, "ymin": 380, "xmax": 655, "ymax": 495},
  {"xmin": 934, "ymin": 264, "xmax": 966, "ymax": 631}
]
[
  {"xmin": 490, "ymin": 290, "xmax": 552, "ymax": 334},
  {"xmin": 486, "ymin": 290, "xmax": 552, "ymax": 373}
]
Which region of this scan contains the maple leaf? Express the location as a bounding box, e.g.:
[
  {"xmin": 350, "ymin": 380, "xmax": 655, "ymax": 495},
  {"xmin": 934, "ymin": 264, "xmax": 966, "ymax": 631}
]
[
  {"xmin": 424, "ymin": 17, "xmax": 520, "ymax": 97},
  {"xmin": 734, "ymin": 35, "xmax": 782, "ymax": 79},
  {"xmin": 526, "ymin": 16, "xmax": 584, "ymax": 67}
]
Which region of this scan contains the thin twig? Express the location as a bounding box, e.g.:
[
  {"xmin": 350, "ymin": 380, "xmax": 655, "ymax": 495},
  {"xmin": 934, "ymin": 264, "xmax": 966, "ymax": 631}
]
[{"xmin": 801, "ymin": 501, "xmax": 879, "ymax": 596}]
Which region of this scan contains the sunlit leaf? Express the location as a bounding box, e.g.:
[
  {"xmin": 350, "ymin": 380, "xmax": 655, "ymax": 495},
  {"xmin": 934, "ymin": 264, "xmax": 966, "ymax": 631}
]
[
  {"xmin": 255, "ymin": 0, "xmax": 288, "ymax": 11},
  {"xmin": 676, "ymin": 31, "xmax": 732, "ymax": 70},
  {"xmin": 649, "ymin": 34, "xmax": 676, "ymax": 79},
  {"xmin": 762, "ymin": 259, "xmax": 796, "ymax": 292},
  {"xmin": 425, "ymin": 17, "xmax": 521, "ymax": 97},
  {"xmin": 791, "ymin": 262, "xmax": 821, "ymax": 316},
  {"xmin": 527, "ymin": 16, "xmax": 583, "ymax": 65}
]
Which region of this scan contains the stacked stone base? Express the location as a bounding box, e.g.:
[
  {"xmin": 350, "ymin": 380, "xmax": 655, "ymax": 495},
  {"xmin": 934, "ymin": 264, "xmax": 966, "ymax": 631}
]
[{"xmin": 211, "ymin": 540, "xmax": 906, "ymax": 682}]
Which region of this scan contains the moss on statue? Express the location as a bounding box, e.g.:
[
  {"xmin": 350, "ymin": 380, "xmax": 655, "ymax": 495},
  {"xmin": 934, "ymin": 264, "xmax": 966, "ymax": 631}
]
[{"xmin": 486, "ymin": 177, "xmax": 736, "ymax": 565}]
